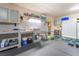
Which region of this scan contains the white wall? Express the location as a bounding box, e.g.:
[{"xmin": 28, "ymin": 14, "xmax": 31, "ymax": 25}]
[{"xmin": 19, "ymin": 18, "xmax": 48, "ymax": 33}]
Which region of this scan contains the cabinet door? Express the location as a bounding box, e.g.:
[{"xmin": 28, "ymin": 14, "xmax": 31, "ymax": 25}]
[
  {"xmin": 0, "ymin": 8, "xmax": 9, "ymax": 22},
  {"xmin": 10, "ymin": 9, "xmax": 19, "ymax": 23}
]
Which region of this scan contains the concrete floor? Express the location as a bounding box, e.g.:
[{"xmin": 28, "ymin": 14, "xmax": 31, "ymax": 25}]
[
  {"xmin": 17, "ymin": 40, "xmax": 79, "ymax": 56},
  {"xmin": 1, "ymin": 39, "xmax": 79, "ymax": 56}
]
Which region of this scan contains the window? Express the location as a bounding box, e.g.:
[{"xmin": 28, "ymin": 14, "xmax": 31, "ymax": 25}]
[{"xmin": 27, "ymin": 18, "xmax": 42, "ymax": 29}]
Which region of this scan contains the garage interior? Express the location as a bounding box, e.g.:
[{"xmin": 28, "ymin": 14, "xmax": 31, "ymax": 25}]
[{"xmin": 0, "ymin": 3, "xmax": 79, "ymax": 56}]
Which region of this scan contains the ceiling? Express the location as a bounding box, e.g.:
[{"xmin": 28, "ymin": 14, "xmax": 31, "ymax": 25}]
[{"xmin": 15, "ymin": 3, "xmax": 79, "ymax": 17}]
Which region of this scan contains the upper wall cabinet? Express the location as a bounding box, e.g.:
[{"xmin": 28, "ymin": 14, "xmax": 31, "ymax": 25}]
[
  {"xmin": 0, "ymin": 8, "xmax": 9, "ymax": 22},
  {"xmin": 0, "ymin": 7, "xmax": 19, "ymax": 23},
  {"xmin": 9, "ymin": 9, "xmax": 19, "ymax": 23}
]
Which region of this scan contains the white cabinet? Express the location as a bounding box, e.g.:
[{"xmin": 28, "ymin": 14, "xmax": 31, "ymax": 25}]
[
  {"xmin": 9, "ymin": 9, "xmax": 19, "ymax": 23},
  {"xmin": 0, "ymin": 8, "xmax": 9, "ymax": 22},
  {"xmin": 0, "ymin": 7, "xmax": 19, "ymax": 23}
]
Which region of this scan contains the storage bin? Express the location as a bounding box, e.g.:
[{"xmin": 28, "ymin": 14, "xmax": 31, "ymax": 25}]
[
  {"xmin": 1, "ymin": 39, "xmax": 7, "ymax": 48},
  {"xmin": 48, "ymin": 35, "xmax": 54, "ymax": 40},
  {"xmin": 8, "ymin": 38, "xmax": 18, "ymax": 46},
  {"xmin": 21, "ymin": 37, "xmax": 28, "ymax": 46}
]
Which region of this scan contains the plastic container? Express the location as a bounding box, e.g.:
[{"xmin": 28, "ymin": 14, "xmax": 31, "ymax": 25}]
[
  {"xmin": 48, "ymin": 35, "xmax": 54, "ymax": 40},
  {"xmin": 21, "ymin": 37, "xmax": 28, "ymax": 46},
  {"xmin": 4, "ymin": 39, "xmax": 9, "ymax": 47},
  {"xmin": 1, "ymin": 39, "xmax": 7, "ymax": 48}
]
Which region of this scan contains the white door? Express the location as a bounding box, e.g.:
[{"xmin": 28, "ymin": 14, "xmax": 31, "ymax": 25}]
[{"xmin": 77, "ymin": 21, "xmax": 79, "ymax": 39}]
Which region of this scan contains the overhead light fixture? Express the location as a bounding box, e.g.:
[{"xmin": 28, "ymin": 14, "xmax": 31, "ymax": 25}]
[{"xmin": 69, "ymin": 4, "xmax": 79, "ymax": 11}]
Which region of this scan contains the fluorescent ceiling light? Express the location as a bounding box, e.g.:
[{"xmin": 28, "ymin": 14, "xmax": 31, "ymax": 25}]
[
  {"xmin": 28, "ymin": 18, "xmax": 41, "ymax": 23},
  {"xmin": 69, "ymin": 4, "xmax": 79, "ymax": 11}
]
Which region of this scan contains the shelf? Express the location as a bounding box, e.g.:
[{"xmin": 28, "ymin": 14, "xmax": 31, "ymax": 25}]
[
  {"xmin": 6, "ymin": 37, "xmax": 18, "ymax": 40},
  {"xmin": 20, "ymin": 30, "xmax": 33, "ymax": 34},
  {"xmin": 33, "ymin": 39, "xmax": 41, "ymax": 43},
  {"xmin": 0, "ymin": 31, "xmax": 18, "ymax": 35},
  {"xmin": 0, "ymin": 44, "xmax": 19, "ymax": 51},
  {"xmin": 0, "ymin": 22, "xmax": 20, "ymax": 24}
]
